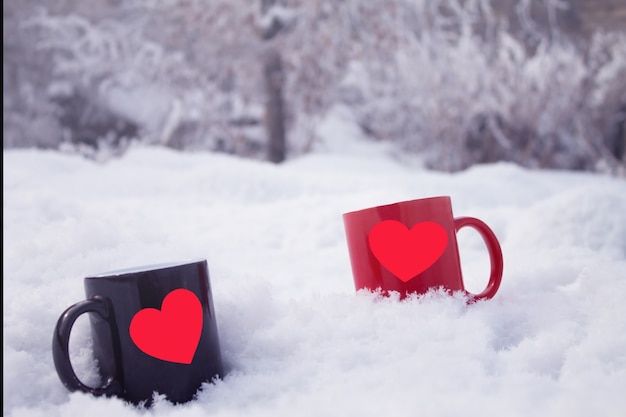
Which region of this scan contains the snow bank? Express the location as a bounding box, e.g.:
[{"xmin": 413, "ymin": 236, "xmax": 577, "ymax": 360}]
[{"xmin": 4, "ymin": 124, "xmax": 626, "ymax": 416}]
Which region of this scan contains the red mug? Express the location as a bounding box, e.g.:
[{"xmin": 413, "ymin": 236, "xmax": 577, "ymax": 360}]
[{"xmin": 343, "ymin": 196, "xmax": 503, "ymax": 301}]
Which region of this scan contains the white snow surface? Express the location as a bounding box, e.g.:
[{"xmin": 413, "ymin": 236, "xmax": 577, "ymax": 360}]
[{"xmin": 4, "ymin": 109, "xmax": 626, "ymax": 417}]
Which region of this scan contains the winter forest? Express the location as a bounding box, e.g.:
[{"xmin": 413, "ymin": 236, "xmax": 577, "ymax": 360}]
[{"xmin": 3, "ymin": 0, "xmax": 626, "ymax": 175}]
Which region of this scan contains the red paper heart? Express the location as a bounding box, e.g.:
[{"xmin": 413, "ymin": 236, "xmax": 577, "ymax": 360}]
[
  {"xmin": 368, "ymin": 220, "xmax": 448, "ymax": 282},
  {"xmin": 129, "ymin": 288, "xmax": 203, "ymax": 364}
]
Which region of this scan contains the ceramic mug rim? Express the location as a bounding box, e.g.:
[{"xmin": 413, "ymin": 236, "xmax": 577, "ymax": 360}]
[
  {"xmin": 342, "ymin": 195, "xmax": 451, "ymax": 217},
  {"xmin": 87, "ymin": 258, "xmax": 206, "ymax": 278}
]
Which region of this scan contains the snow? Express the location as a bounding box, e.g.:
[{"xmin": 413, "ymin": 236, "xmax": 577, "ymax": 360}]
[{"xmin": 4, "ymin": 108, "xmax": 626, "ymax": 417}]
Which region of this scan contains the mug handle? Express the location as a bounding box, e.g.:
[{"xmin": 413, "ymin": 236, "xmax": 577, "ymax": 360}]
[
  {"xmin": 52, "ymin": 296, "xmax": 122, "ymax": 397},
  {"xmin": 453, "ymin": 216, "xmax": 504, "ymax": 301}
]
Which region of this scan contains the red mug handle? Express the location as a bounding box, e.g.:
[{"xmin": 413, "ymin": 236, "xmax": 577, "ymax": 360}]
[{"xmin": 453, "ymin": 216, "xmax": 504, "ymax": 301}]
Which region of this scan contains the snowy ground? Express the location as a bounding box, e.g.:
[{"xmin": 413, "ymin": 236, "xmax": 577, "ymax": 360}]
[{"xmin": 4, "ymin": 108, "xmax": 626, "ymax": 417}]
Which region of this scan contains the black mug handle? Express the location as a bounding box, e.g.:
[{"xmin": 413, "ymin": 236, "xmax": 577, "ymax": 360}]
[{"xmin": 52, "ymin": 296, "xmax": 122, "ymax": 397}]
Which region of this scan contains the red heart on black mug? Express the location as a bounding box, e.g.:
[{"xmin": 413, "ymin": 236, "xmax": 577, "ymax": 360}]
[
  {"xmin": 368, "ymin": 220, "xmax": 448, "ymax": 282},
  {"xmin": 129, "ymin": 288, "xmax": 203, "ymax": 364}
]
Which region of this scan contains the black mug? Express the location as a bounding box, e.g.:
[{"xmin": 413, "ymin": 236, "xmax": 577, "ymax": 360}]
[{"xmin": 52, "ymin": 259, "xmax": 224, "ymax": 405}]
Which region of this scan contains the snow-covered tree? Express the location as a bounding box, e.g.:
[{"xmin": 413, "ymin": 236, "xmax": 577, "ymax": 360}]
[{"xmin": 3, "ymin": 0, "xmax": 625, "ymax": 175}]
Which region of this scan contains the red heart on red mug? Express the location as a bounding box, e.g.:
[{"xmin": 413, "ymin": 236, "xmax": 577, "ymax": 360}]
[
  {"xmin": 368, "ymin": 220, "xmax": 448, "ymax": 282},
  {"xmin": 129, "ymin": 288, "xmax": 203, "ymax": 364}
]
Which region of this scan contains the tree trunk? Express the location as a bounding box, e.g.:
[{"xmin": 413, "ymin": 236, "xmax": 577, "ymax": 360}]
[{"xmin": 264, "ymin": 49, "xmax": 286, "ymax": 163}]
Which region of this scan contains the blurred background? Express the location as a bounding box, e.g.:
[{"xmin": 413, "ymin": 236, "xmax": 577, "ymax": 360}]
[{"xmin": 3, "ymin": 0, "xmax": 625, "ymax": 174}]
